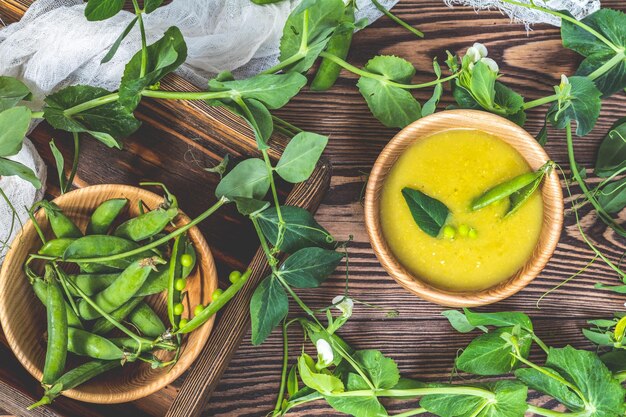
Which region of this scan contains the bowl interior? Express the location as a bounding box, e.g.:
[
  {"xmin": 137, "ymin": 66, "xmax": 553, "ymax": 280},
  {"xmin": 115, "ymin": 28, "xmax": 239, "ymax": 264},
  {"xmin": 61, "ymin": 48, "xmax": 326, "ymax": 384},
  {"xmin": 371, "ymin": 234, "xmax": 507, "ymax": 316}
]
[
  {"xmin": 0, "ymin": 184, "xmax": 218, "ymax": 403},
  {"xmin": 364, "ymin": 110, "xmax": 564, "ymax": 307}
]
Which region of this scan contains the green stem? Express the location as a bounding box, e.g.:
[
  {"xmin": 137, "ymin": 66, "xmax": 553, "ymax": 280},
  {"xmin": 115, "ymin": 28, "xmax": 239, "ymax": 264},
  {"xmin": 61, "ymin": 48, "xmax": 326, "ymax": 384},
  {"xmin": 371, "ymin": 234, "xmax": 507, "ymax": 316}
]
[
  {"xmin": 64, "ymin": 132, "xmax": 80, "ymax": 193},
  {"xmin": 393, "ymin": 408, "xmax": 428, "ymax": 417},
  {"xmin": 131, "ymin": 0, "xmax": 147, "ymax": 78},
  {"xmin": 272, "ymin": 115, "xmax": 303, "ymax": 134},
  {"xmin": 64, "ymin": 197, "xmax": 227, "ymax": 264},
  {"xmin": 140, "ymin": 89, "xmax": 232, "ymax": 101},
  {"xmin": 497, "ymin": 0, "xmax": 621, "ymax": 53},
  {"xmin": 531, "ymin": 334, "xmax": 550, "ymax": 355},
  {"xmin": 522, "ymin": 93, "xmax": 559, "ymax": 110},
  {"xmin": 587, "ymin": 52, "xmax": 626, "ymax": 81},
  {"xmin": 614, "ymin": 371, "xmax": 626, "ymax": 383},
  {"xmin": 273, "ymin": 320, "xmax": 290, "ymax": 414},
  {"xmin": 527, "ymin": 405, "xmax": 589, "ymax": 417},
  {"xmin": 64, "ymin": 93, "xmax": 120, "ymax": 116},
  {"xmin": 326, "ymin": 386, "xmax": 496, "ymax": 399},
  {"xmin": 261, "ymin": 53, "xmax": 306, "ymax": 75},
  {"xmin": 31, "ymin": 111, "xmax": 44, "ymax": 119},
  {"xmin": 370, "ymin": 0, "xmax": 424, "ymax": 38},
  {"xmin": 251, "ymin": 216, "xmax": 278, "ymax": 268},
  {"xmin": 319, "ymin": 52, "xmax": 459, "ymax": 89},
  {"xmin": 262, "ymin": 149, "xmax": 284, "ymax": 224},
  {"xmin": 514, "ymin": 353, "xmax": 586, "ymax": 403}
]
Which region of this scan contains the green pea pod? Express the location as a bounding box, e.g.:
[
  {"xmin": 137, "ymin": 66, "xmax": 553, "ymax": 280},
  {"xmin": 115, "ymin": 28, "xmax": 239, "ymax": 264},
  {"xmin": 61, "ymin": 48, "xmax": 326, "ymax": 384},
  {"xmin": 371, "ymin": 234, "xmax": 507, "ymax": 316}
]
[
  {"xmin": 310, "ymin": 1, "xmax": 355, "ymax": 91},
  {"xmin": 135, "ymin": 261, "xmax": 170, "ymax": 297},
  {"xmin": 114, "ymin": 206, "xmax": 178, "ymax": 242},
  {"xmin": 38, "ymin": 238, "xmax": 76, "ymax": 257},
  {"xmin": 66, "ymin": 273, "xmax": 118, "ymax": 297},
  {"xmin": 32, "ymin": 278, "xmax": 83, "ymax": 329},
  {"xmin": 38, "ymin": 201, "xmax": 82, "ymax": 239},
  {"xmin": 42, "ymin": 276, "xmax": 68, "ymax": 385},
  {"xmin": 28, "ymin": 360, "xmax": 119, "ymax": 410},
  {"xmin": 110, "ymin": 337, "xmax": 176, "ymax": 352},
  {"xmin": 87, "ymin": 198, "xmax": 128, "ymax": 235},
  {"xmin": 78, "ymin": 257, "xmax": 164, "ymax": 320},
  {"xmin": 129, "ymin": 302, "xmax": 166, "ymax": 337},
  {"xmin": 91, "ymin": 297, "xmax": 143, "ymax": 335},
  {"xmin": 181, "ymin": 239, "xmax": 197, "ymax": 278},
  {"xmin": 471, "ymin": 161, "xmax": 554, "ymax": 211},
  {"xmin": 67, "ymin": 327, "xmax": 124, "ymax": 360},
  {"xmin": 63, "ymin": 235, "xmax": 150, "ymax": 271},
  {"xmin": 167, "ymin": 235, "xmax": 186, "ymax": 329},
  {"xmin": 177, "ymin": 269, "xmax": 251, "ymax": 335}
]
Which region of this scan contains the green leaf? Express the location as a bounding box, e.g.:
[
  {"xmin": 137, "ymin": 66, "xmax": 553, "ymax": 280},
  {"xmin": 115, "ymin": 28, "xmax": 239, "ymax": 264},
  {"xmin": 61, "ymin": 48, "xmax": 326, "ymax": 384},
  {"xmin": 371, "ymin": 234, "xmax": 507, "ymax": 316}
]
[
  {"xmin": 595, "ymin": 117, "xmax": 626, "ymax": 177},
  {"xmin": 144, "ymin": 0, "xmax": 163, "ymax": 14},
  {"xmin": 0, "ymin": 157, "xmax": 41, "ymax": 188},
  {"xmin": 470, "ymin": 61, "xmax": 497, "ymax": 107},
  {"xmin": 515, "ymin": 367, "xmax": 584, "ymax": 411},
  {"xmin": 208, "ymin": 73, "xmax": 307, "ymax": 109},
  {"xmin": 545, "ymin": 346, "xmax": 626, "ymax": 417},
  {"xmin": 456, "ymin": 328, "xmax": 531, "ymax": 376},
  {"xmin": 287, "ymin": 365, "xmax": 299, "ymax": 397},
  {"xmin": 256, "ymin": 206, "xmax": 333, "ymax": 253},
  {"xmin": 547, "ymin": 76, "xmax": 602, "ymax": 136},
  {"xmin": 279, "ymin": 247, "xmax": 343, "ymax": 288},
  {"xmin": 233, "ymin": 197, "xmax": 270, "ymax": 216},
  {"xmin": 275, "ymin": 132, "xmax": 328, "ymax": 183},
  {"xmin": 598, "ymin": 177, "xmax": 626, "ymax": 214},
  {"xmin": 442, "ymin": 310, "xmax": 487, "ymax": 334},
  {"xmin": 356, "ymin": 56, "xmax": 421, "ymax": 128},
  {"xmin": 102, "ymin": 17, "xmax": 138, "ymax": 64},
  {"xmin": 401, "ymin": 187, "xmax": 449, "ymax": 238},
  {"xmin": 463, "ymin": 309, "xmax": 533, "ymax": 332},
  {"xmin": 215, "ymin": 158, "xmax": 270, "ymax": 200},
  {"xmin": 298, "ymin": 353, "xmax": 344, "ymax": 395},
  {"xmin": 49, "ymin": 140, "xmax": 66, "ymax": 192},
  {"xmin": 582, "ymin": 328, "xmax": 614, "ymax": 346},
  {"xmin": 0, "ymin": 76, "xmax": 31, "ymax": 112},
  {"xmin": 237, "ymin": 98, "xmax": 273, "ymax": 150},
  {"xmin": 422, "ymin": 59, "xmax": 442, "ymax": 117},
  {"xmin": 43, "ymin": 85, "xmax": 140, "ymax": 148},
  {"xmin": 494, "ymin": 83, "xmax": 526, "ymax": 126},
  {"xmin": 278, "ymin": 0, "xmax": 344, "ymax": 73},
  {"xmin": 0, "ymin": 106, "xmax": 31, "ymax": 157},
  {"xmin": 353, "ymin": 350, "xmax": 400, "ymax": 389},
  {"xmin": 421, "ymin": 381, "xmax": 527, "ymax": 417},
  {"xmin": 84, "ymin": 0, "xmax": 124, "ymax": 21},
  {"xmin": 205, "ymin": 154, "xmax": 230, "ymax": 177},
  {"xmin": 600, "ymin": 350, "xmax": 626, "ymax": 373},
  {"xmin": 119, "ymin": 26, "xmax": 187, "ymax": 111},
  {"xmin": 249, "ymin": 275, "xmax": 288, "ymax": 345},
  {"xmin": 325, "ymin": 395, "xmax": 388, "ymax": 417},
  {"xmin": 562, "ymin": 9, "xmax": 626, "ymax": 97}
]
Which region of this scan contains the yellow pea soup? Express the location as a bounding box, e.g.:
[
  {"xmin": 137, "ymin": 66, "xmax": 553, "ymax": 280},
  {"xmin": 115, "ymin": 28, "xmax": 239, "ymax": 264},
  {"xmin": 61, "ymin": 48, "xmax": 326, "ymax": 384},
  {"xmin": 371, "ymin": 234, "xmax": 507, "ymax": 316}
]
[{"xmin": 380, "ymin": 129, "xmax": 543, "ymax": 292}]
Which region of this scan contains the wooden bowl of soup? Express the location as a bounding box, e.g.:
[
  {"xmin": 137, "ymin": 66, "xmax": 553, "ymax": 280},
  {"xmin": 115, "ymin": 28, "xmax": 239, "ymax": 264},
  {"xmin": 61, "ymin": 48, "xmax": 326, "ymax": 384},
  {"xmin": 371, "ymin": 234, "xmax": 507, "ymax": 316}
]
[{"xmin": 364, "ymin": 110, "xmax": 563, "ymax": 307}]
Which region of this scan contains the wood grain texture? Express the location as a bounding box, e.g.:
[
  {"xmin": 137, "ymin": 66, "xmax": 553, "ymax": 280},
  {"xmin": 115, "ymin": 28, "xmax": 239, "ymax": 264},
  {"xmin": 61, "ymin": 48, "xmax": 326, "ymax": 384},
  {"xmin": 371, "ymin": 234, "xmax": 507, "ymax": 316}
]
[
  {"xmin": 1, "ymin": 0, "xmax": 626, "ymax": 416},
  {"xmin": 365, "ymin": 110, "xmax": 564, "ymax": 307}
]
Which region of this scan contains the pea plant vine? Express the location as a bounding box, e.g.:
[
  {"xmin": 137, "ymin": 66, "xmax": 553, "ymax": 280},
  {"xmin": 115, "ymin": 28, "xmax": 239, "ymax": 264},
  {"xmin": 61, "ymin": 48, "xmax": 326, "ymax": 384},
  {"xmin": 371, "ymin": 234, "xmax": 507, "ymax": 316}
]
[{"xmin": 1, "ymin": 0, "xmax": 626, "ymax": 415}]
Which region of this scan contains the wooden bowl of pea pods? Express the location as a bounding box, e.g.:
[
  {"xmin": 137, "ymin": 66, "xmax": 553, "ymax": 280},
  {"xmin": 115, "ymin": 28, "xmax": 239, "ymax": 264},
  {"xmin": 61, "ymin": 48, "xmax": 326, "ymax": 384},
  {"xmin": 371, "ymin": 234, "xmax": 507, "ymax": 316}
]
[{"xmin": 0, "ymin": 184, "xmax": 218, "ymax": 404}]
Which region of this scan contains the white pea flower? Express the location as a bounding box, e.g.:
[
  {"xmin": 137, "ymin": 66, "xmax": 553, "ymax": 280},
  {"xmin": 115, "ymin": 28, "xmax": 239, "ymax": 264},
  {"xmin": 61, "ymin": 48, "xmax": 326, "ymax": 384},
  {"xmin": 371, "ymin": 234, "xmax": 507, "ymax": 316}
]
[
  {"xmin": 332, "ymin": 295, "xmax": 354, "ymax": 318},
  {"xmin": 473, "ymin": 42, "xmax": 489, "ymax": 59},
  {"xmin": 560, "ymin": 74, "xmax": 570, "ymax": 88},
  {"xmin": 315, "ymin": 339, "xmax": 334, "ymax": 369},
  {"xmin": 466, "ymin": 46, "xmax": 480, "ymax": 63},
  {"xmin": 480, "ymin": 57, "xmax": 499, "ymax": 73}
]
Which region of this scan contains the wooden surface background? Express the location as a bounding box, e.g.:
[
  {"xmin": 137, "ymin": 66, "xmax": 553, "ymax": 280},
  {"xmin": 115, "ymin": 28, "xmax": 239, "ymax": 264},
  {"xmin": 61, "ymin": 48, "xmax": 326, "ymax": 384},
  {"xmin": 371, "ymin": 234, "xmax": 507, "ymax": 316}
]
[{"xmin": 2, "ymin": 0, "xmax": 626, "ymax": 416}]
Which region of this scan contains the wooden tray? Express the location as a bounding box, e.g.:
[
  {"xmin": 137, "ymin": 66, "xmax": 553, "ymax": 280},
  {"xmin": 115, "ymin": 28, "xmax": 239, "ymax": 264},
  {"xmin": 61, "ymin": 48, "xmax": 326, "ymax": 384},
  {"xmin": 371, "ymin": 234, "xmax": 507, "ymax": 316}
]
[{"xmin": 0, "ymin": 2, "xmax": 331, "ymax": 416}]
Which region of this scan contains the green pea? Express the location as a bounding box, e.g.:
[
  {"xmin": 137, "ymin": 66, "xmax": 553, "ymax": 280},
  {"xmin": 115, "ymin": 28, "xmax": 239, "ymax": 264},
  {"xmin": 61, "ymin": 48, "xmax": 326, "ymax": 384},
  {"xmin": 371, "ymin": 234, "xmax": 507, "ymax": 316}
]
[
  {"xmin": 194, "ymin": 304, "xmax": 204, "ymax": 316},
  {"xmin": 442, "ymin": 225, "xmax": 456, "ymax": 240},
  {"xmin": 67, "ymin": 327, "xmax": 124, "ymax": 360},
  {"xmin": 180, "ymin": 254, "xmax": 193, "ymax": 268},
  {"xmin": 32, "ymin": 278, "xmax": 83, "ymax": 329},
  {"xmin": 38, "ymin": 201, "xmax": 82, "ymax": 239},
  {"xmin": 175, "ymin": 278, "xmax": 186, "ymax": 292},
  {"xmin": 114, "ymin": 206, "xmax": 178, "ymax": 242},
  {"xmin": 38, "ymin": 238, "xmax": 76, "ymax": 257},
  {"xmin": 212, "ymin": 288, "xmax": 224, "ymax": 301},
  {"xmin": 78, "ymin": 257, "xmax": 163, "ymax": 320},
  {"xmin": 173, "ymin": 303, "xmax": 184, "ymax": 316},
  {"xmin": 457, "ymin": 224, "xmax": 470, "ymax": 237},
  {"xmin": 181, "ymin": 240, "xmax": 196, "ymax": 278},
  {"xmin": 42, "ymin": 270, "xmax": 68, "ymax": 385},
  {"xmin": 229, "ymin": 270, "xmax": 242, "ymax": 284},
  {"xmin": 468, "ymin": 228, "xmax": 478, "ymax": 239},
  {"xmin": 179, "ymin": 318, "xmax": 189, "ymax": 328},
  {"xmin": 87, "ymin": 198, "xmax": 128, "ymax": 235},
  {"xmin": 128, "ymin": 302, "xmax": 166, "ymax": 338},
  {"xmin": 91, "ymin": 297, "xmax": 143, "ymax": 335}
]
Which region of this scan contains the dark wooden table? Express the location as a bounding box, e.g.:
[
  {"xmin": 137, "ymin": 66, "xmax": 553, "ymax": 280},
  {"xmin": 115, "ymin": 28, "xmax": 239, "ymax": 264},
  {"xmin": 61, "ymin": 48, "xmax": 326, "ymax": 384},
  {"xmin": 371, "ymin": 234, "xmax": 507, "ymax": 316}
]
[{"xmin": 2, "ymin": 1, "xmax": 626, "ymax": 416}]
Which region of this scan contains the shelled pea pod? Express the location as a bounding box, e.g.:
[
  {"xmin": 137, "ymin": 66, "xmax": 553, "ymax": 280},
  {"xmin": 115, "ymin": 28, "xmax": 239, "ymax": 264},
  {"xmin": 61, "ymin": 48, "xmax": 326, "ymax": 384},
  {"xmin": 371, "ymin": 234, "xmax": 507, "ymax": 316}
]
[
  {"xmin": 310, "ymin": 0, "xmax": 356, "ymax": 91},
  {"xmin": 37, "ymin": 201, "xmax": 82, "ymax": 239},
  {"xmin": 91, "ymin": 297, "xmax": 143, "ymax": 335},
  {"xmin": 114, "ymin": 188, "xmax": 178, "ymax": 242},
  {"xmin": 32, "ymin": 278, "xmax": 82, "ymax": 329},
  {"xmin": 87, "ymin": 198, "xmax": 129, "ymax": 235},
  {"xmin": 167, "ymin": 235, "xmax": 187, "ymax": 330},
  {"xmin": 42, "ymin": 268, "xmax": 68, "ymax": 385},
  {"xmin": 38, "ymin": 238, "xmax": 76, "ymax": 257},
  {"xmin": 128, "ymin": 302, "xmax": 166, "ymax": 338},
  {"xmin": 28, "ymin": 360, "xmax": 119, "ymax": 410},
  {"xmin": 63, "ymin": 235, "xmax": 151, "ymax": 272},
  {"xmin": 78, "ymin": 257, "xmax": 164, "ymax": 320},
  {"xmin": 67, "ymin": 327, "xmax": 125, "ymax": 360}
]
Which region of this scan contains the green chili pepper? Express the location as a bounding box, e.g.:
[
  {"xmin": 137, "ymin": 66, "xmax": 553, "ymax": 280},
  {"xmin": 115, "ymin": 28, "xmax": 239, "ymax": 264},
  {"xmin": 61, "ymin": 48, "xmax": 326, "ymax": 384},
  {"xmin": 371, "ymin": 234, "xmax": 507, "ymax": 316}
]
[
  {"xmin": 177, "ymin": 269, "xmax": 251, "ymax": 335},
  {"xmin": 63, "ymin": 235, "xmax": 150, "ymax": 271},
  {"xmin": 32, "ymin": 278, "xmax": 83, "ymax": 329},
  {"xmin": 471, "ymin": 161, "xmax": 554, "ymax": 211},
  {"xmin": 42, "ymin": 271, "xmax": 68, "ymax": 385},
  {"xmin": 78, "ymin": 257, "xmax": 164, "ymax": 320},
  {"xmin": 87, "ymin": 198, "xmax": 128, "ymax": 235},
  {"xmin": 114, "ymin": 205, "xmax": 178, "ymax": 242},
  {"xmin": 38, "ymin": 238, "xmax": 76, "ymax": 257},
  {"xmin": 28, "ymin": 360, "xmax": 119, "ymax": 410},
  {"xmin": 66, "ymin": 273, "xmax": 118, "ymax": 297},
  {"xmin": 310, "ymin": 1, "xmax": 356, "ymax": 91},
  {"xmin": 128, "ymin": 302, "xmax": 166, "ymax": 337},
  {"xmin": 67, "ymin": 327, "xmax": 124, "ymax": 360},
  {"xmin": 91, "ymin": 297, "xmax": 143, "ymax": 335},
  {"xmin": 37, "ymin": 201, "xmax": 82, "ymax": 239}
]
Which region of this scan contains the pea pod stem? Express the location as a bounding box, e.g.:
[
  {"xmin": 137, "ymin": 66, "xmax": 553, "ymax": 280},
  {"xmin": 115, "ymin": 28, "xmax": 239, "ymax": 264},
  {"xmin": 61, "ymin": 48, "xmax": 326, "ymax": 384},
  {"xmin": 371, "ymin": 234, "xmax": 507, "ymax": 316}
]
[
  {"xmin": 130, "ymin": 0, "xmax": 147, "ymax": 78},
  {"xmin": 370, "ymin": 0, "xmax": 424, "ymax": 38}
]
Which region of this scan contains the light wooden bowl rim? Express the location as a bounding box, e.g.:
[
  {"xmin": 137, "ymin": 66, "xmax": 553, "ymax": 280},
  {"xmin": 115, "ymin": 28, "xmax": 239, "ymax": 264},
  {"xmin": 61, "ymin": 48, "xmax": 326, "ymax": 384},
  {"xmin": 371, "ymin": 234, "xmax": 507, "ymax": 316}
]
[
  {"xmin": 0, "ymin": 184, "xmax": 218, "ymax": 404},
  {"xmin": 364, "ymin": 110, "xmax": 564, "ymax": 307}
]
